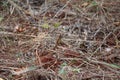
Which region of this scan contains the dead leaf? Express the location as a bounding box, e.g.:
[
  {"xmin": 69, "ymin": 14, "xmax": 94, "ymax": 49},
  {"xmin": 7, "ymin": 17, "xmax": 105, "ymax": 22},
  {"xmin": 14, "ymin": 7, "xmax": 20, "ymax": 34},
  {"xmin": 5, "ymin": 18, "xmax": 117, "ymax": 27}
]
[
  {"xmin": 82, "ymin": 2, "xmax": 89, "ymax": 7},
  {"xmin": 113, "ymin": 21, "xmax": 120, "ymax": 26},
  {"xmin": 0, "ymin": 78, "xmax": 4, "ymax": 80},
  {"xmin": 85, "ymin": 17, "xmax": 92, "ymax": 21},
  {"xmin": 14, "ymin": 25, "xmax": 25, "ymax": 32},
  {"xmin": 64, "ymin": 49, "xmax": 81, "ymax": 58}
]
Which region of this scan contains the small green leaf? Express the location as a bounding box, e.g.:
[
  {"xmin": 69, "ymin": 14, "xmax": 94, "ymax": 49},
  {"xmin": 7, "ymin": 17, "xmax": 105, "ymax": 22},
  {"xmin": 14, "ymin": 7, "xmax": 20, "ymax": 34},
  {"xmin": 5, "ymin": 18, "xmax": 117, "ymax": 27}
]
[
  {"xmin": 61, "ymin": 62, "xmax": 67, "ymax": 67},
  {"xmin": 42, "ymin": 23, "xmax": 50, "ymax": 28},
  {"xmin": 72, "ymin": 68, "xmax": 81, "ymax": 73},
  {"xmin": 59, "ymin": 67, "xmax": 65, "ymax": 74},
  {"xmin": 0, "ymin": 16, "xmax": 3, "ymax": 22},
  {"xmin": 27, "ymin": 66, "xmax": 37, "ymax": 71},
  {"xmin": 87, "ymin": 1, "xmax": 98, "ymax": 8},
  {"xmin": 59, "ymin": 62, "xmax": 67, "ymax": 74},
  {"xmin": 53, "ymin": 22, "xmax": 61, "ymax": 28},
  {"xmin": 91, "ymin": 1, "xmax": 98, "ymax": 6}
]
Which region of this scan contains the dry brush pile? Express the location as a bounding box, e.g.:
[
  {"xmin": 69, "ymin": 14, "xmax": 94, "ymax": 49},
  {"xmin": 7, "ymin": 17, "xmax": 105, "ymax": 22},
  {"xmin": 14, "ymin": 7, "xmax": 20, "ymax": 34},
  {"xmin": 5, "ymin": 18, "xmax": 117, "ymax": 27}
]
[{"xmin": 0, "ymin": 0, "xmax": 120, "ymax": 80}]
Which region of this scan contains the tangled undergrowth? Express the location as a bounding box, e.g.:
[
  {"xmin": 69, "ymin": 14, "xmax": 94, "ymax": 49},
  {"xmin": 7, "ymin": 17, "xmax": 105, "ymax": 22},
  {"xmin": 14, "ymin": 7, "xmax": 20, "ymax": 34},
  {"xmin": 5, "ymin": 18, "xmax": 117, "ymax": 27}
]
[{"xmin": 0, "ymin": 0, "xmax": 120, "ymax": 80}]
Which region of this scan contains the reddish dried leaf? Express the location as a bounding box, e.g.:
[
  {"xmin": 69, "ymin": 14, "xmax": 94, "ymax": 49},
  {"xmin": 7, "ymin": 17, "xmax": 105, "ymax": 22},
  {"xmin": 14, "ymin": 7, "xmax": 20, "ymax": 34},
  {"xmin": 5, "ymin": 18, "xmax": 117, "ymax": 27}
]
[{"xmin": 64, "ymin": 49, "xmax": 81, "ymax": 58}]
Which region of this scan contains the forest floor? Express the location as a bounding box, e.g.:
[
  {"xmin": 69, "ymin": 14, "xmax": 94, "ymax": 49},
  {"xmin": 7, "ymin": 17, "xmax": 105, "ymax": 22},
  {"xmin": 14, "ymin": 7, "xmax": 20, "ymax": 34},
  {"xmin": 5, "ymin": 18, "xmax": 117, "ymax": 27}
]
[{"xmin": 0, "ymin": 0, "xmax": 120, "ymax": 80}]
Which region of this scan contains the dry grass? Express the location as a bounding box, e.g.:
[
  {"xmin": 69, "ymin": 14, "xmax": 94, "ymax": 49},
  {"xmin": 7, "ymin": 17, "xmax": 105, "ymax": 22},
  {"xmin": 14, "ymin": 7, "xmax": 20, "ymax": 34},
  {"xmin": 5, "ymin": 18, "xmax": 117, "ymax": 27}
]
[{"xmin": 0, "ymin": 0, "xmax": 120, "ymax": 80}]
